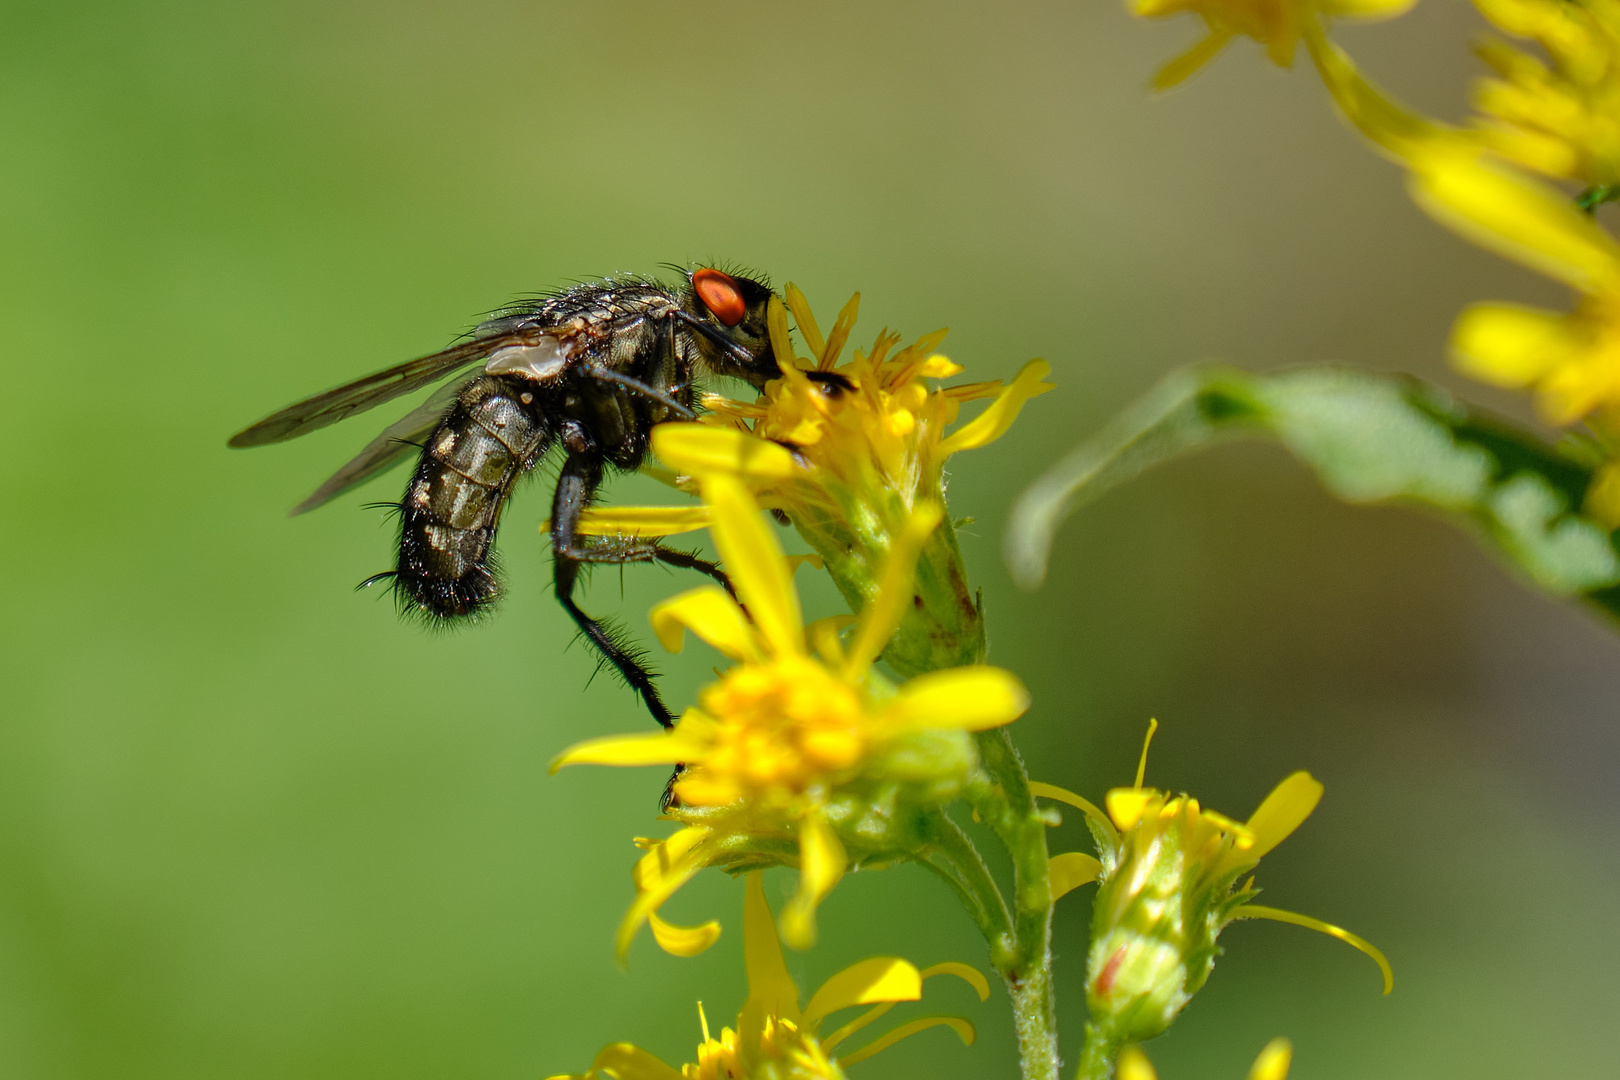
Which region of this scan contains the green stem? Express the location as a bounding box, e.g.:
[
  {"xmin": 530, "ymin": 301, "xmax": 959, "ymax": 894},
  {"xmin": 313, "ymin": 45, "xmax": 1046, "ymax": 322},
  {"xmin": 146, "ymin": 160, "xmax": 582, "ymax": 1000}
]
[
  {"xmin": 970, "ymin": 727, "xmax": 1060, "ymax": 1080},
  {"xmin": 1076, "ymin": 1024, "xmax": 1119, "ymax": 1080}
]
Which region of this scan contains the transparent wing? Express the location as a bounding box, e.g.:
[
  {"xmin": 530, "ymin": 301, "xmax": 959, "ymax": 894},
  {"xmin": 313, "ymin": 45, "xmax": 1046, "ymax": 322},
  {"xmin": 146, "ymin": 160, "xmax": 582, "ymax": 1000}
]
[
  {"xmin": 227, "ymin": 331, "xmax": 543, "ymax": 448},
  {"xmin": 289, "ymin": 373, "xmax": 479, "ymax": 516}
]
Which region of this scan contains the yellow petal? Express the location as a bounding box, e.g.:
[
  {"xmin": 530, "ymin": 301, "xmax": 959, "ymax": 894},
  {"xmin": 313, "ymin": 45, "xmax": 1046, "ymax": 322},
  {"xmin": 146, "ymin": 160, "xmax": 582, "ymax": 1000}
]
[
  {"xmin": 1106, "ymin": 787, "xmax": 1158, "ymax": 831},
  {"xmin": 785, "ymin": 553, "xmax": 825, "ymax": 574},
  {"xmin": 1244, "ymin": 771, "xmax": 1323, "ymax": 860},
  {"xmin": 649, "ymin": 586, "xmax": 760, "ymax": 662},
  {"xmin": 1321, "ymin": 0, "xmax": 1415, "ymax": 19},
  {"xmin": 785, "ymin": 282, "xmax": 826, "ymax": 360},
  {"xmin": 553, "ymin": 1043, "xmax": 682, "ymax": 1080},
  {"xmin": 1450, "ymin": 302, "xmax": 1580, "ymax": 387},
  {"xmin": 1230, "ymin": 904, "xmax": 1394, "ymax": 994},
  {"xmin": 542, "ymin": 505, "xmax": 711, "ymax": 538},
  {"xmin": 549, "ymin": 725, "xmax": 709, "ymax": 773},
  {"xmin": 651, "ymin": 423, "xmax": 797, "ymax": 480},
  {"xmin": 806, "ymin": 613, "xmax": 857, "ymax": 666},
  {"xmin": 1029, "ymin": 781, "xmax": 1118, "ymax": 840},
  {"xmin": 1249, "ymin": 1038, "xmax": 1294, "ymax": 1080},
  {"xmin": 740, "ymin": 871, "xmax": 801, "ymax": 1041},
  {"xmin": 704, "ymin": 474, "xmax": 805, "ymax": 658},
  {"xmin": 821, "ymin": 292, "xmax": 860, "ymax": 369},
  {"xmin": 919, "ymin": 961, "xmax": 991, "ymax": 1001},
  {"xmin": 846, "ymin": 502, "xmax": 945, "ymax": 678},
  {"xmin": 821, "ymin": 1002, "xmax": 897, "ymax": 1052},
  {"xmin": 1117, "ymin": 1044, "xmax": 1158, "ymax": 1080},
  {"xmin": 1150, "ymin": 28, "xmax": 1235, "ymax": 92},
  {"xmin": 936, "ymin": 359, "xmax": 1054, "ymax": 457},
  {"xmin": 1048, "ymin": 851, "xmax": 1105, "ymax": 901},
  {"xmin": 631, "ymin": 825, "xmax": 712, "ymax": 890},
  {"xmin": 1408, "ymin": 149, "xmax": 1620, "ymax": 294},
  {"xmin": 779, "ymin": 812, "xmax": 847, "ymax": 950},
  {"xmin": 767, "ymin": 294, "xmax": 803, "ymax": 371},
  {"xmin": 802, "ymin": 957, "xmax": 922, "ymax": 1028},
  {"xmin": 918, "ymin": 354, "xmax": 964, "ymax": 378},
  {"xmin": 883, "ymin": 666, "xmax": 1030, "ymax": 731},
  {"xmin": 1305, "ymin": 28, "xmax": 1456, "ymax": 160},
  {"xmin": 837, "ymin": 1016, "xmax": 976, "ymax": 1066},
  {"xmin": 618, "ymin": 829, "xmax": 716, "ymax": 961},
  {"xmin": 647, "ymin": 910, "xmax": 721, "ymax": 957}
]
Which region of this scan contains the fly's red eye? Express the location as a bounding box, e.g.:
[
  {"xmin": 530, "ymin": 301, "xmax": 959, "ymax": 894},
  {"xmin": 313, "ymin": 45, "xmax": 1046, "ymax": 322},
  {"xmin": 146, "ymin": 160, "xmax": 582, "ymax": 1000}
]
[{"xmin": 693, "ymin": 268, "xmax": 747, "ymax": 327}]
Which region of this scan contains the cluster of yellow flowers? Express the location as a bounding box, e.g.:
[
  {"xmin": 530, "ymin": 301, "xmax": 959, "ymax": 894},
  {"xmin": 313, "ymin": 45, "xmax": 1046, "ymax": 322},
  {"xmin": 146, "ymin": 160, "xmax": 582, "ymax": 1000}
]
[
  {"xmin": 543, "ymin": 287, "xmax": 1376, "ymax": 1080},
  {"xmin": 547, "ymin": 288, "xmax": 1044, "ymax": 1076},
  {"xmin": 1132, "ymin": 0, "xmax": 1620, "ymax": 524}
]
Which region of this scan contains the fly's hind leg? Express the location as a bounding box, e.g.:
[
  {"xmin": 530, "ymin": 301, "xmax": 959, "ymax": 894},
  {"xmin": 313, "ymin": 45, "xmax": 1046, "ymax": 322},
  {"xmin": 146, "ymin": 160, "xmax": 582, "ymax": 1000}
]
[
  {"xmin": 551, "ymin": 450, "xmax": 678, "ymax": 728},
  {"xmin": 650, "ymin": 547, "xmax": 736, "ymax": 600}
]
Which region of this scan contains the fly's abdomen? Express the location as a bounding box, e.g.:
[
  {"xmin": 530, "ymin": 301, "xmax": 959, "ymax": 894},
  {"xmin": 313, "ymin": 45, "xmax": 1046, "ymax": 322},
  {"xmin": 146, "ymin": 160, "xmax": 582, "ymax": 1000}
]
[{"xmin": 395, "ymin": 376, "xmax": 551, "ymax": 619}]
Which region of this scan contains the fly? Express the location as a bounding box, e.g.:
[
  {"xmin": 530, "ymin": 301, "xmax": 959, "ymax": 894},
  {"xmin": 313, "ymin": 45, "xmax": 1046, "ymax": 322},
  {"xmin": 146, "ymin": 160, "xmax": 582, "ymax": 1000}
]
[{"xmin": 228, "ymin": 267, "xmax": 782, "ymax": 728}]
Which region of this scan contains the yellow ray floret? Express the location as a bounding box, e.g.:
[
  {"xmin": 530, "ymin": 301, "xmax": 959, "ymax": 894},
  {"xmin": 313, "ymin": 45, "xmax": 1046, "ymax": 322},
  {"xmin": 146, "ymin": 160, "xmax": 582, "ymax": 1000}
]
[{"xmin": 1129, "ymin": 0, "xmax": 1416, "ymax": 91}]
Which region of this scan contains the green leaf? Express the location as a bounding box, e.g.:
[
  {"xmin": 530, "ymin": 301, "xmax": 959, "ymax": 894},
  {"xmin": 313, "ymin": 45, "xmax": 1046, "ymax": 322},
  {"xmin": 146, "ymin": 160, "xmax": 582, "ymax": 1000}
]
[{"xmin": 1005, "ymin": 365, "xmax": 1620, "ymax": 615}]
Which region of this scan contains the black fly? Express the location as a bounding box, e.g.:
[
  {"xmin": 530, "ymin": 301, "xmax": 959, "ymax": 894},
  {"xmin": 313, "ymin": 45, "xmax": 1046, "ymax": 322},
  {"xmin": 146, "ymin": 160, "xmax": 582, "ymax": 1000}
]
[{"xmin": 229, "ymin": 267, "xmax": 781, "ymax": 728}]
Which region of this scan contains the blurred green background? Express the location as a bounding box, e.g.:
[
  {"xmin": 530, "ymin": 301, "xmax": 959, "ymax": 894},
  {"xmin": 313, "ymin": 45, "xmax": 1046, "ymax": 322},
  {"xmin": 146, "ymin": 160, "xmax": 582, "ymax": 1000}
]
[{"xmin": 2, "ymin": 1, "xmax": 1616, "ymax": 1076}]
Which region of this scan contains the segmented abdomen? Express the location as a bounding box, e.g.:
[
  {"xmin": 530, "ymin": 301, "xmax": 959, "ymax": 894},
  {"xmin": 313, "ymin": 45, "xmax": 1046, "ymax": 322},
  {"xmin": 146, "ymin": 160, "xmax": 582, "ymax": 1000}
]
[{"xmin": 395, "ymin": 376, "xmax": 551, "ymax": 619}]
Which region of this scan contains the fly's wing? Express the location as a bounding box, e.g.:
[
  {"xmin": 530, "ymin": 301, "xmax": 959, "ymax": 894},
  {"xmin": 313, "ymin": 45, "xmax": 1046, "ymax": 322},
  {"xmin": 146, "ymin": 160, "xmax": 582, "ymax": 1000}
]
[
  {"xmin": 289, "ymin": 373, "xmax": 479, "ymax": 516},
  {"xmin": 228, "ymin": 331, "xmax": 544, "ymax": 448}
]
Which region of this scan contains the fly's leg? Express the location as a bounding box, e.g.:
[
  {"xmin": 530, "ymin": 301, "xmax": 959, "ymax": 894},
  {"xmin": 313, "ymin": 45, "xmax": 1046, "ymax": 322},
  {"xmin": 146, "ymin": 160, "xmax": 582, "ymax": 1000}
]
[
  {"xmin": 552, "ymin": 450, "xmax": 675, "ymax": 728},
  {"xmin": 651, "ymin": 547, "xmax": 736, "ymax": 600},
  {"xmin": 583, "ymin": 365, "xmax": 697, "ymax": 420}
]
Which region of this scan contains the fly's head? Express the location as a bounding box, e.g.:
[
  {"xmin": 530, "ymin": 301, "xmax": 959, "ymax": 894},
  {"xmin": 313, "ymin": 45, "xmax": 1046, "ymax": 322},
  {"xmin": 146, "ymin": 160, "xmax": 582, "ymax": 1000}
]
[{"xmin": 679, "ymin": 267, "xmax": 780, "ymax": 389}]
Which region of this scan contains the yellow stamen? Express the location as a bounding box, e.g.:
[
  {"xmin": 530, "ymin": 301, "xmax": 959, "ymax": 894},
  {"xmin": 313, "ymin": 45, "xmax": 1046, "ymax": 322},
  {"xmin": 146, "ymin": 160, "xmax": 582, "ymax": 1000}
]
[{"xmin": 1134, "ymin": 717, "xmax": 1159, "ymax": 789}]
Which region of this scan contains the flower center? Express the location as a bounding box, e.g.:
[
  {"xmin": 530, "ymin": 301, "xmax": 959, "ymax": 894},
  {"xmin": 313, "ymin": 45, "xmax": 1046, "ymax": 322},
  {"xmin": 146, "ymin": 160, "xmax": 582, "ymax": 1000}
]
[{"xmin": 695, "ymin": 657, "xmax": 868, "ymax": 799}]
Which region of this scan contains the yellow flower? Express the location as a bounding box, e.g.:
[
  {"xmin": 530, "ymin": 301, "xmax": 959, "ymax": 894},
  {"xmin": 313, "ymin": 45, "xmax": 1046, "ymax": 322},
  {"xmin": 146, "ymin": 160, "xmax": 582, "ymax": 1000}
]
[
  {"xmin": 573, "ymin": 285, "xmax": 1052, "ymax": 676},
  {"xmin": 1036, "ymin": 722, "xmax": 1390, "ymax": 1050},
  {"xmin": 1469, "ymin": 0, "xmax": 1620, "ymax": 192},
  {"xmin": 1300, "ymin": 42, "xmax": 1620, "ymax": 522},
  {"xmin": 1117, "ymin": 1037, "xmax": 1294, "ymax": 1080},
  {"xmin": 546, "ymin": 873, "xmax": 989, "ymax": 1080},
  {"xmin": 552, "ymin": 474, "xmax": 1029, "ymax": 954},
  {"xmin": 1405, "ymin": 146, "xmax": 1620, "ymax": 428},
  {"xmin": 1129, "ymin": 0, "xmax": 1416, "ymax": 92}
]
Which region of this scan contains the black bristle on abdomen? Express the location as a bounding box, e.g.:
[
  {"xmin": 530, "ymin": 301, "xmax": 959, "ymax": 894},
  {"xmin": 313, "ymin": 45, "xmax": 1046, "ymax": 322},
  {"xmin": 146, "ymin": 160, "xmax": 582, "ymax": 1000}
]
[{"xmin": 394, "ymin": 509, "xmax": 503, "ymax": 620}]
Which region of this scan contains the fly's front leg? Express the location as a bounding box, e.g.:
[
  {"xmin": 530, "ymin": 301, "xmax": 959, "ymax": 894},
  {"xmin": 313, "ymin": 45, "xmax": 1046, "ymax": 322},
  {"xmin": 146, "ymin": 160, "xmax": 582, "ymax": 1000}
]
[
  {"xmin": 583, "ymin": 366, "xmax": 697, "ymax": 420},
  {"xmin": 551, "ymin": 448, "xmax": 675, "ymax": 728}
]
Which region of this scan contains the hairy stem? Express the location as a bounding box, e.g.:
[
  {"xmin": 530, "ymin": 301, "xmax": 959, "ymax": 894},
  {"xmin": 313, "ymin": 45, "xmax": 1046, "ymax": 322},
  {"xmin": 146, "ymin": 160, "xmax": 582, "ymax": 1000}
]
[
  {"xmin": 971, "ymin": 727, "xmax": 1059, "ymax": 1080},
  {"xmin": 1076, "ymin": 1024, "xmax": 1119, "ymax": 1080}
]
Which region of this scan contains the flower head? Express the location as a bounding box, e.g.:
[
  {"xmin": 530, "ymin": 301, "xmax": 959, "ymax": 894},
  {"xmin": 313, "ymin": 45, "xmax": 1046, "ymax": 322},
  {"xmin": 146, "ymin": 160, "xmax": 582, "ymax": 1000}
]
[
  {"xmin": 546, "ymin": 873, "xmax": 989, "ymax": 1080},
  {"xmin": 573, "ymin": 285, "xmax": 1051, "ymax": 676},
  {"xmin": 1037, "ymin": 722, "xmax": 1390, "ymax": 1050},
  {"xmin": 1469, "ymin": 0, "xmax": 1620, "ymax": 193},
  {"xmin": 1129, "ymin": 0, "xmax": 1415, "ymax": 91},
  {"xmin": 552, "ymin": 474, "xmax": 1029, "ymax": 954}
]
